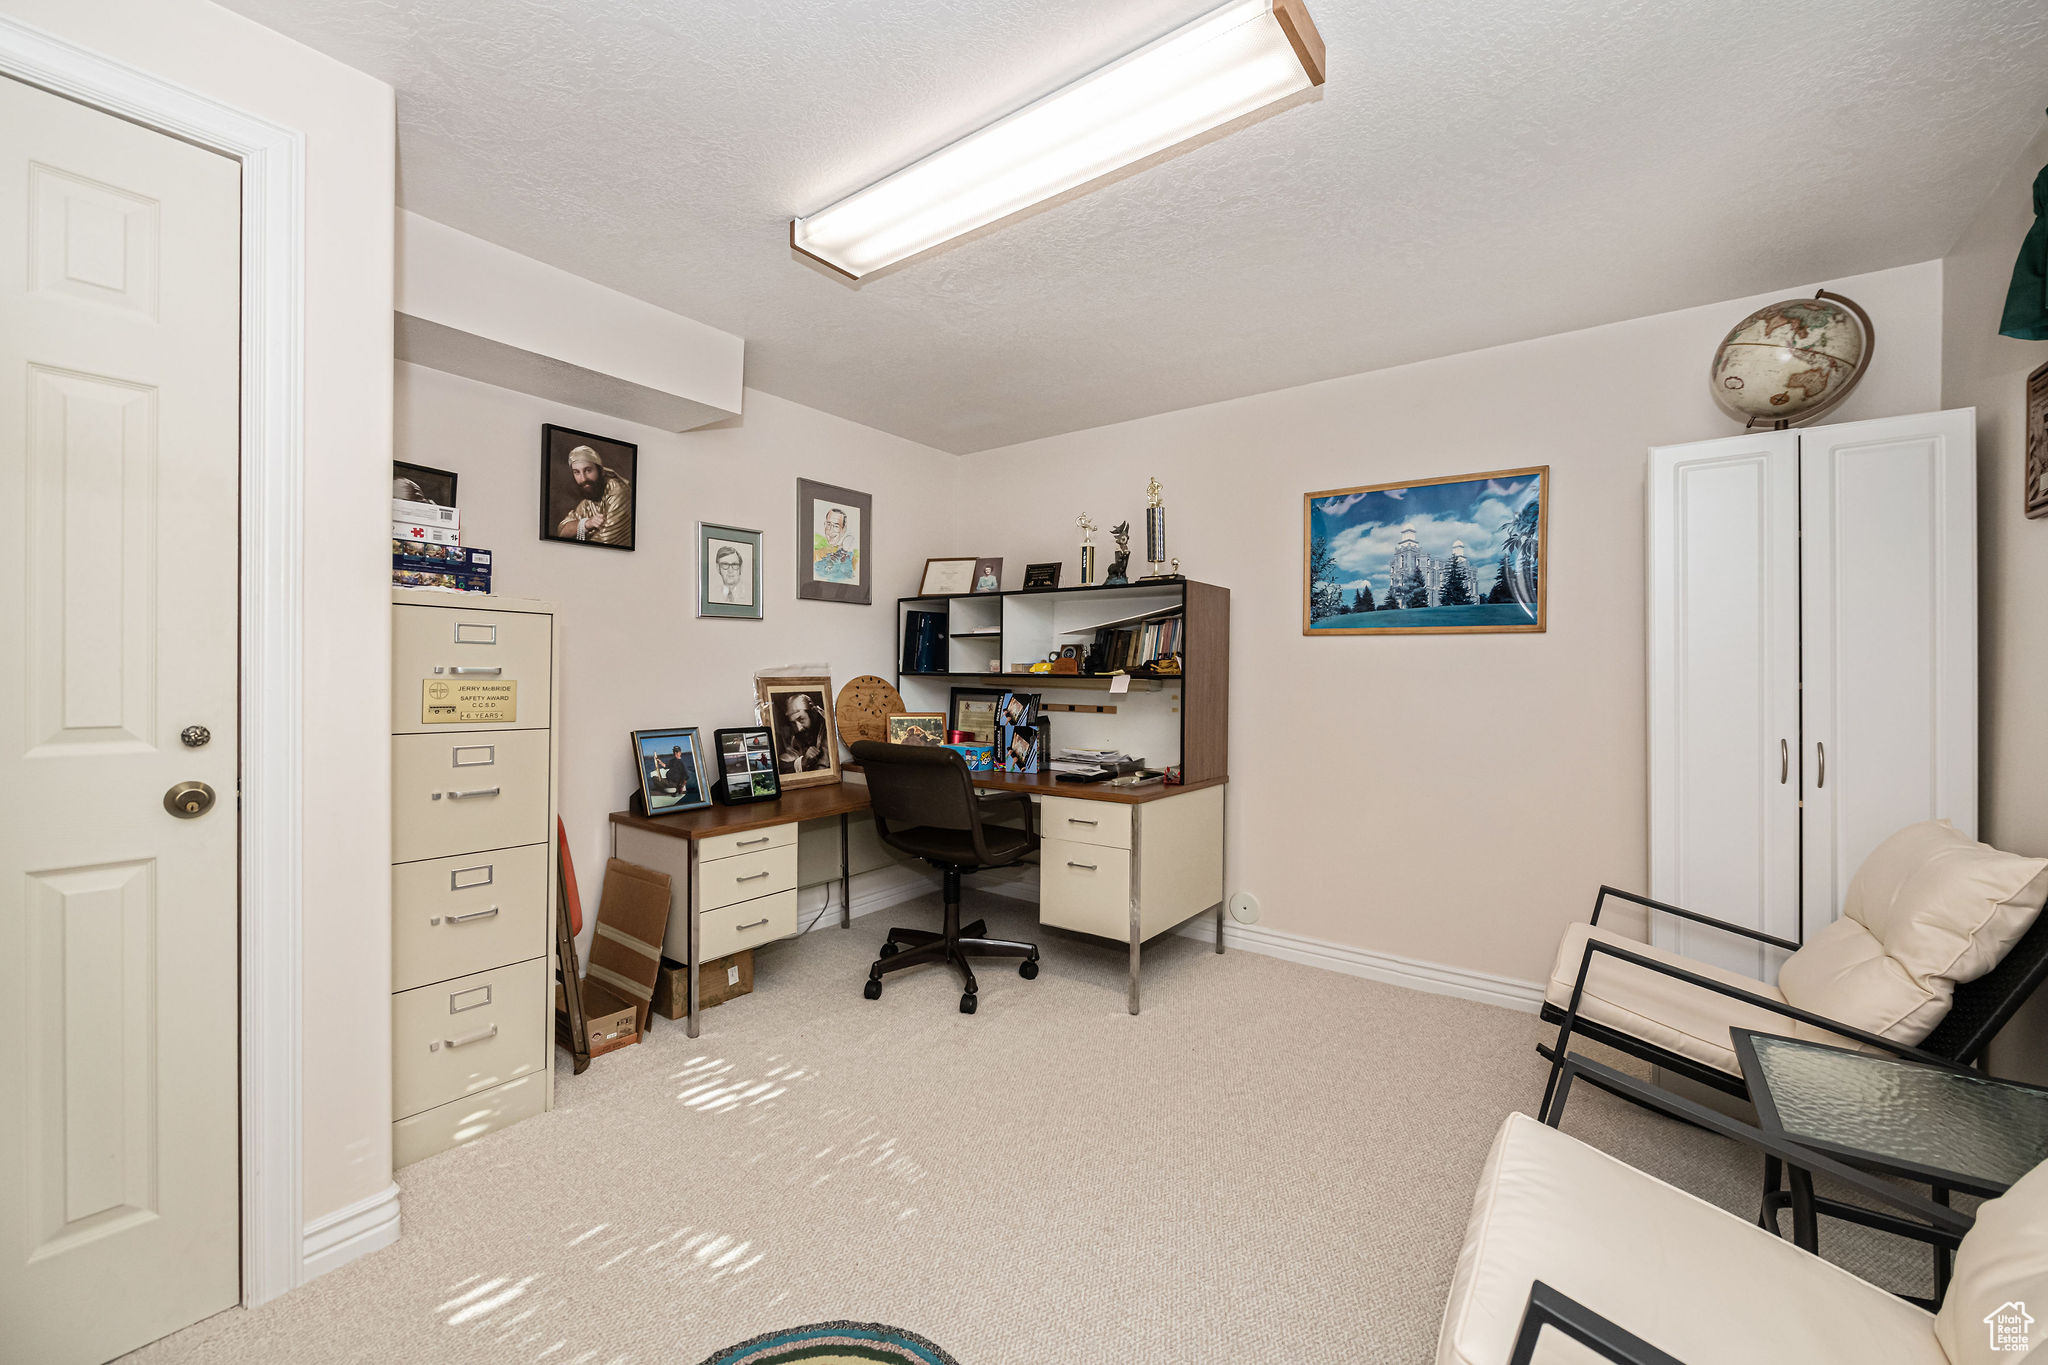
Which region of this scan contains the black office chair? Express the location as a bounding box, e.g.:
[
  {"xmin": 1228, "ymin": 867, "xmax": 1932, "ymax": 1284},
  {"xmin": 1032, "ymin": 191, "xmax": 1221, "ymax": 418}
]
[{"xmin": 850, "ymin": 740, "xmax": 1040, "ymax": 1014}]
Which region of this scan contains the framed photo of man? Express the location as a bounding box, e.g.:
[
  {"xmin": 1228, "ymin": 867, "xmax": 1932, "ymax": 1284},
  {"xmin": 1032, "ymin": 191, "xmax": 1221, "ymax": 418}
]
[
  {"xmin": 631, "ymin": 726, "xmax": 711, "ymax": 815},
  {"xmin": 393, "ymin": 459, "xmax": 457, "ymax": 508},
  {"xmin": 796, "ymin": 478, "xmax": 871, "ymax": 604},
  {"xmin": 698, "ymin": 522, "xmax": 763, "ymax": 619},
  {"xmin": 541, "ymin": 424, "xmax": 637, "ymax": 551},
  {"xmin": 754, "ymin": 674, "xmax": 842, "ymax": 788}
]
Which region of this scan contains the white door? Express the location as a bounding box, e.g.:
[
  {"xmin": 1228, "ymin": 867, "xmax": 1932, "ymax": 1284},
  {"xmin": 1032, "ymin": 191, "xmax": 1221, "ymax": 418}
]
[
  {"xmin": 1647, "ymin": 431, "xmax": 1801, "ymax": 979},
  {"xmin": 0, "ymin": 76, "xmax": 243, "ymax": 1364},
  {"xmin": 1800, "ymin": 409, "xmax": 1977, "ymax": 925}
]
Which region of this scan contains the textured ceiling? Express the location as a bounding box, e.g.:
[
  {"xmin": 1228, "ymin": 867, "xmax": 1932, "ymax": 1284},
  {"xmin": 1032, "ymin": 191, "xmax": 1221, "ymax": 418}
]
[{"xmin": 221, "ymin": 0, "xmax": 2048, "ymax": 453}]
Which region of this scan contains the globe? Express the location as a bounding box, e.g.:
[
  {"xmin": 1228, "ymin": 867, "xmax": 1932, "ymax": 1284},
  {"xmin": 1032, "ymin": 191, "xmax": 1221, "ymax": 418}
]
[{"xmin": 1709, "ymin": 292, "xmax": 1872, "ymax": 427}]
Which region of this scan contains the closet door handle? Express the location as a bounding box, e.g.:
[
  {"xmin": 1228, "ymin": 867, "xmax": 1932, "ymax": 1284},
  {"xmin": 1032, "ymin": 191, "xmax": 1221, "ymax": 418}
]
[
  {"xmin": 1816, "ymin": 742, "xmax": 1825, "ymax": 789},
  {"xmin": 433, "ymin": 1024, "xmax": 498, "ymax": 1051},
  {"xmin": 1780, "ymin": 739, "xmax": 1788, "ymax": 785}
]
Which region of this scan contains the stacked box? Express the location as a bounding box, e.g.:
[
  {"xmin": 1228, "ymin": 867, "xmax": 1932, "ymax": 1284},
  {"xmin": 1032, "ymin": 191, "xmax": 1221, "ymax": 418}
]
[
  {"xmin": 998, "ymin": 691, "xmax": 1041, "ymax": 773},
  {"xmin": 391, "ymin": 497, "xmax": 490, "ymax": 593}
]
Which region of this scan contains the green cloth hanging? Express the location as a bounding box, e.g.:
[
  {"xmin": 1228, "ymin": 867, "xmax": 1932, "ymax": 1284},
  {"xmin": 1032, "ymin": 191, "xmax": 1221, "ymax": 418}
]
[{"xmin": 2001, "ymin": 163, "xmax": 2048, "ymax": 340}]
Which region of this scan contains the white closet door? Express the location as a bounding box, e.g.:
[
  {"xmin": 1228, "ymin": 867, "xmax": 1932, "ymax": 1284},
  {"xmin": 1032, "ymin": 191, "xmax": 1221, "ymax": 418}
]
[
  {"xmin": 1800, "ymin": 409, "xmax": 1977, "ymax": 926},
  {"xmin": 1647, "ymin": 433, "xmax": 1803, "ymax": 979}
]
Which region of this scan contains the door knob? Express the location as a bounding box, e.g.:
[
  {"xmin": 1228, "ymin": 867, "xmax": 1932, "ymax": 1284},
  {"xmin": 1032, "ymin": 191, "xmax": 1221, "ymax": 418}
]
[{"xmin": 164, "ymin": 781, "xmax": 216, "ymax": 819}]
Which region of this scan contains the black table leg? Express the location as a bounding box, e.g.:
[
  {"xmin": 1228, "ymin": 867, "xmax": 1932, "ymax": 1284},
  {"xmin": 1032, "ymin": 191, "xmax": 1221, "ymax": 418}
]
[
  {"xmin": 839, "ymin": 812, "xmax": 851, "ymax": 928},
  {"xmin": 1933, "ymin": 1186, "xmax": 1952, "ymax": 1299},
  {"xmin": 1760, "ymin": 1153, "xmax": 1782, "ymax": 1232},
  {"xmin": 1789, "ymin": 1165, "xmax": 1819, "ymax": 1252}
]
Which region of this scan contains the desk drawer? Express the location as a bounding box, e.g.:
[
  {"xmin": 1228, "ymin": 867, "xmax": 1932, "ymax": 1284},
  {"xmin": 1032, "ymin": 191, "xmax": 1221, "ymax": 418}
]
[
  {"xmin": 392, "ymin": 844, "xmax": 549, "ymax": 991},
  {"xmin": 393, "ymin": 603, "xmax": 552, "ymax": 734},
  {"xmin": 392, "ymin": 958, "xmax": 546, "ymax": 1120},
  {"xmin": 1039, "ymin": 795, "xmax": 1132, "ymax": 850},
  {"xmin": 393, "ymin": 1071, "xmax": 546, "ymax": 1168},
  {"xmin": 392, "ymin": 729, "xmax": 551, "ymax": 863},
  {"xmin": 696, "ymin": 844, "xmax": 797, "ymax": 912},
  {"xmin": 698, "ymin": 821, "xmax": 797, "ymax": 865},
  {"xmin": 698, "ymin": 888, "xmax": 797, "ymax": 961},
  {"xmin": 1039, "ymin": 837, "xmax": 1131, "ymax": 940}
]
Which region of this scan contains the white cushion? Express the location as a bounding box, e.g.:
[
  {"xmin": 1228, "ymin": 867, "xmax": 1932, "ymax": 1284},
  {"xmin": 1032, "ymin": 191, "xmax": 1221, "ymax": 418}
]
[
  {"xmin": 1779, "ymin": 822, "xmax": 2047, "ymax": 1045},
  {"xmin": 1436, "ymin": 1113, "xmax": 1944, "ymax": 1365},
  {"xmin": 1934, "ymin": 1155, "xmax": 2048, "ymax": 1364},
  {"xmin": 1544, "ymin": 923, "xmax": 1850, "ymax": 1075}
]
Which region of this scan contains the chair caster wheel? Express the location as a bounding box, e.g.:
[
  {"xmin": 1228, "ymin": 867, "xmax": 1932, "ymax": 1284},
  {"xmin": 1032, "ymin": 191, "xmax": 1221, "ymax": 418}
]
[
  {"xmin": 879, "ymin": 942, "xmax": 899, "ymax": 958},
  {"xmin": 959, "ymin": 992, "xmax": 977, "ymax": 1014},
  {"xmin": 863, "ymin": 979, "xmax": 882, "ymax": 1000},
  {"xmin": 1019, "ymin": 959, "xmax": 1039, "ymax": 980}
]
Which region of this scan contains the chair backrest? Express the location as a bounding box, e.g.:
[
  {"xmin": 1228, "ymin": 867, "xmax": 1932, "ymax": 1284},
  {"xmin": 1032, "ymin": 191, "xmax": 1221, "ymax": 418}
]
[
  {"xmin": 1921, "ymin": 910, "xmax": 2048, "ymax": 1063},
  {"xmin": 850, "ymin": 740, "xmax": 981, "ymax": 842}
]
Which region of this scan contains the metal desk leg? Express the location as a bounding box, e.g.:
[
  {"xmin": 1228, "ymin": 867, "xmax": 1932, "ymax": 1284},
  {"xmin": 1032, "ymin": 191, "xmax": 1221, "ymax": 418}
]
[
  {"xmin": 1128, "ymin": 806, "xmax": 1142, "ymax": 1014},
  {"xmin": 686, "ymin": 838, "xmax": 701, "ymax": 1039},
  {"xmin": 840, "ymin": 812, "xmax": 851, "ymax": 928},
  {"xmin": 1215, "ymin": 793, "xmax": 1226, "ymax": 953}
]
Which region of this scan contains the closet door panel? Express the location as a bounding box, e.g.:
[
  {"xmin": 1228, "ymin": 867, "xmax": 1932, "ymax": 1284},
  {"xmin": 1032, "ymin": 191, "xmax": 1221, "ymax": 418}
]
[
  {"xmin": 1648, "ymin": 433, "xmax": 1802, "ymax": 979},
  {"xmin": 1799, "ymin": 409, "xmax": 1976, "ymax": 925}
]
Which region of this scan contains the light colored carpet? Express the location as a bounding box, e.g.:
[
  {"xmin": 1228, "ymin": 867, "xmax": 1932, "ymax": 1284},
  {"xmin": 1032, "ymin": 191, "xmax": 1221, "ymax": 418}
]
[{"xmin": 123, "ymin": 894, "xmax": 1932, "ymax": 1364}]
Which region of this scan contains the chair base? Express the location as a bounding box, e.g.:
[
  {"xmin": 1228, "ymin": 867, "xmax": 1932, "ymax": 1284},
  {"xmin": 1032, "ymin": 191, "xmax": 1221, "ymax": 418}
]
[{"xmin": 864, "ymin": 868, "xmax": 1037, "ymax": 1013}]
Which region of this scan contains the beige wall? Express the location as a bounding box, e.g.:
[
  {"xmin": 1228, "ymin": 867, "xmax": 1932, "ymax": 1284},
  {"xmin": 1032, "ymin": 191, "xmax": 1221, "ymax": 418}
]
[
  {"xmin": 394, "ymin": 364, "xmax": 958, "ymax": 944},
  {"xmin": 3, "ymin": 0, "xmax": 398, "ymax": 1226},
  {"xmin": 1946, "ymin": 127, "xmax": 2048, "ymax": 1082},
  {"xmin": 961, "ymin": 261, "xmax": 1944, "ymax": 988}
]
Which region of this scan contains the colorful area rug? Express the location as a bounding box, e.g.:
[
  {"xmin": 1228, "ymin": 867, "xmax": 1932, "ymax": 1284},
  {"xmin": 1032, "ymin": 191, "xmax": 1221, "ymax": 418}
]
[{"xmin": 694, "ymin": 1321, "xmax": 961, "ymax": 1365}]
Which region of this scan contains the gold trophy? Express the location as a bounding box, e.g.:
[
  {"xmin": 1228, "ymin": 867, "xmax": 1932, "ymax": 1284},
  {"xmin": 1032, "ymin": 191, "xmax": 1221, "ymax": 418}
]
[{"xmin": 1077, "ymin": 512, "xmax": 1098, "ymax": 586}]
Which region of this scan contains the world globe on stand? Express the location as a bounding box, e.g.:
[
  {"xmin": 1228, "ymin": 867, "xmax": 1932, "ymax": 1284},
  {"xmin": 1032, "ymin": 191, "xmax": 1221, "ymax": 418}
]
[{"xmin": 1709, "ymin": 292, "xmax": 1873, "ymax": 427}]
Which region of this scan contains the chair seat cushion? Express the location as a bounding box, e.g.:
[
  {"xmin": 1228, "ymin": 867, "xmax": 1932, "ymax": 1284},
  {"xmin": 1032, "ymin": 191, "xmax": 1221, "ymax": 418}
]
[
  {"xmin": 1544, "ymin": 923, "xmax": 1848, "ymax": 1076},
  {"xmin": 1435, "ymin": 1113, "xmax": 1944, "ymax": 1365},
  {"xmin": 1934, "ymin": 1153, "xmax": 2048, "ymax": 1364},
  {"xmin": 886, "ymin": 823, "xmax": 1033, "ymax": 867}
]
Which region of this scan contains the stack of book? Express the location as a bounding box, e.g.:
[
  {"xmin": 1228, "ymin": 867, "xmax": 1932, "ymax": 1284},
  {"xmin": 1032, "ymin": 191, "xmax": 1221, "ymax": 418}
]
[
  {"xmin": 393, "ymin": 498, "xmax": 491, "ymax": 594},
  {"xmin": 1092, "ymin": 615, "xmax": 1181, "ymax": 671}
]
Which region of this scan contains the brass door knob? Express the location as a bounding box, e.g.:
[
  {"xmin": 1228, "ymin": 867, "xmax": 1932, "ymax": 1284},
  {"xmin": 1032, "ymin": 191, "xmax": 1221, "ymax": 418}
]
[{"xmin": 164, "ymin": 781, "xmax": 216, "ymax": 819}]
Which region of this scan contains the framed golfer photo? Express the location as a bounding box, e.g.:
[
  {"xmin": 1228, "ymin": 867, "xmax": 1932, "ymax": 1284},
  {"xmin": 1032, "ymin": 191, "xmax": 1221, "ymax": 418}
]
[{"xmin": 632, "ymin": 727, "xmax": 710, "ymax": 815}]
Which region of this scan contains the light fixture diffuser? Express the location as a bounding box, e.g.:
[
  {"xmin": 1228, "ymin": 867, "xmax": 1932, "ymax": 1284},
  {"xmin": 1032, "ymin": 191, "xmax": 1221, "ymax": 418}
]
[{"xmin": 791, "ymin": 0, "xmax": 1325, "ymax": 279}]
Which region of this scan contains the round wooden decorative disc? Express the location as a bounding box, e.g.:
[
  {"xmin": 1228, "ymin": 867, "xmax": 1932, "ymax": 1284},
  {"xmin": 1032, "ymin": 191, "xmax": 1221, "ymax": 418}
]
[{"xmin": 836, "ymin": 674, "xmax": 907, "ymax": 747}]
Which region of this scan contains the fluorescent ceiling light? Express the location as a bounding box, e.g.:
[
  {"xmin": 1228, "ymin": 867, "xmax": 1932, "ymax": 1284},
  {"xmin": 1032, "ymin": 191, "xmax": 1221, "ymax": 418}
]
[{"xmin": 791, "ymin": 0, "xmax": 1325, "ymax": 279}]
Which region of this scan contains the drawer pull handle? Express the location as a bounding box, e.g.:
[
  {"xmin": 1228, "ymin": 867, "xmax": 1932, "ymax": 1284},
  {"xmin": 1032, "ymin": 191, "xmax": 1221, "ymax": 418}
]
[
  {"xmin": 441, "ymin": 906, "xmax": 500, "ymax": 925},
  {"xmin": 444, "ymin": 787, "xmax": 500, "ymax": 800},
  {"xmin": 737, "ymin": 870, "xmax": 772, "ymax": 882},
  {"xmin": 449, "ymin": 666, "xmax": 503, "ymax": 676},
  {"xmin": 453, "ymin": 623, "xmax": 497, "ymax": 644},
  {"xmin": 1067, "ymin": 861, "xmax": 1098, "ymax": 871},
  {"xmin": 1066, "ymin": 817, "xmax": 1098, "ymax": 826},
  {"xmin": 737, "ymin": 836, "xmax": 771, "ymax": 847},
  {"xmin": 736, "ymin": 918, "xmax": 770, "ymax": 932},
  {"xmin": 433, "ymin": 1024, "xmax": 498, "ymax": 1051}
]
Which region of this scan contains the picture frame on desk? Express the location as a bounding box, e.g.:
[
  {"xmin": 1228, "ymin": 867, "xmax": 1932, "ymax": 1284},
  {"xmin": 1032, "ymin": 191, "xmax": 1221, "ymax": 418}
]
[
  {"xmin": 947, "ymin": 686, "xmax": 1007, "ymax": 745},
  {"xmin": 755, "ymin": 674, "xmax": 842, "ymax": 788},
  {"xmin": 712, "ymin": 727, "xmax": 781, "ymax": 805},
  {"xmin": 1022, "ymin": 562, "xmax": 1062, "ymax": 590},
  {"xmin": 632, "ymin": 726, "xmax": 711, "ymax": 815},
  {"xmin": 886, "ymin": 713, "xmax": 947, "ymax": 746}
]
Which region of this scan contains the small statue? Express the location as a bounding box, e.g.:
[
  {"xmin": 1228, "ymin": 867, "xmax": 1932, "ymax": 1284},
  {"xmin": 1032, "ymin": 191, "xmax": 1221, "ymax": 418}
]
[
  {"xmin": 1143, "ymin": 477, "xmax": 1169, "ymax": 578},
  {"xmin": 1104, "ymin": 521, "xmax": 1132, "ymax": 584},
  {"xmin": 1077, "ymin": 513, "xmax": 1098, "ymax": 585}
]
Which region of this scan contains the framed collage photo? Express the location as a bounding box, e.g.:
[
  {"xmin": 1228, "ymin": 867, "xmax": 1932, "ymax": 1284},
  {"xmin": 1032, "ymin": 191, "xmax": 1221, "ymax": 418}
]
[
  {"xmin": 712, "ymin": 727, "xmax": 781, "ymax": 805},
  {"xmin": 542, "ymin": 424, "xmax": 637, "ymax": 551},
  {"xmin": 755, "ymin": 674, "xmax": 842, "ymax": 788},
  {"xmin": 797, "ymin": 478, "xmax": 871, "ymax": 604},
  {"xmin": 632, "ymin": 727, "xmax": 710, "ymax": 815},
  {"xmin": 698, "ymin": 522, "xmax": 763, "ymax": 619}
]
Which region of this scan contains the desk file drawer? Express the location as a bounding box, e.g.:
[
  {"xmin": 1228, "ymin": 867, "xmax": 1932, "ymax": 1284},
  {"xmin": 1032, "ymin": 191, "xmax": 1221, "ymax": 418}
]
[
  {"xmin": 1039, "ymin": 795, "xmax": 1132, "ymax": 850},
  {"xmin": 392, "ymin": 844, "xmax": 549, "ymax": 992},
  {"xmin": 393, "ymin": 604, "xmax": 552, "ymax": 734},
  {"xmin": 697, "ymin": 888, "xmax": 797, "ymax": 961},
  {"xmin": 1038, "ymin": 837, "xmax": 1131, "ymax": 940},
  {"xmin": 392, "ymin": 957, "xmax": 546, "ymax": 1120},
  {"xmin": 391, "ymin": 729, "xmax": 551, "ymax": 863},
  {"xmin": 697, "ymin": 821, "xmax": 797, "ymax": 865},
  {"xmin": 695, "ymin": 844, "xmax": 798, "ymax": 912},
  {"xmin": 393, "ymin": 1071, "xmax": 546, "ymax": 1168}
]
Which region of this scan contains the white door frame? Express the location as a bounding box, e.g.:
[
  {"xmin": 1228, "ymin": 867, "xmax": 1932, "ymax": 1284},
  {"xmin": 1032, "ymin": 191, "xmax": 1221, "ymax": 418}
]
[{"xmin": 0, "ymin": 15, "xmax": 309, "ymax": 1308}]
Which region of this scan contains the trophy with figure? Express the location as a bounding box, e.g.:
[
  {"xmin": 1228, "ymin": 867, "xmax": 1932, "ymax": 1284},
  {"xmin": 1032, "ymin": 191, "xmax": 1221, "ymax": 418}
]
[
  {"xmin": 1077, "ymin": 512, "xmax": 1098, "ymax": 586},
  {"xmin": 1141, "ymin": 477, "xmax": 1175, "ymax": 579}
]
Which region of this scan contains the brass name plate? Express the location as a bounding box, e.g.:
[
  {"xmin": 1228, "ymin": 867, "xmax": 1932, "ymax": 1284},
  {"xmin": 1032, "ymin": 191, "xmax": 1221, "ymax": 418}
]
[{"xmin": 422, "ymin": 679, "xmax": 518, "ymax": 725}]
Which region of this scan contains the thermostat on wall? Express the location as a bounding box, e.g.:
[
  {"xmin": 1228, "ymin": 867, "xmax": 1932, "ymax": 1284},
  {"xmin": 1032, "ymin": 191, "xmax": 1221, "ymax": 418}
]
[{"xmin": 1228, "ymin": 892, "xmax": 1260, "ymax": 924}]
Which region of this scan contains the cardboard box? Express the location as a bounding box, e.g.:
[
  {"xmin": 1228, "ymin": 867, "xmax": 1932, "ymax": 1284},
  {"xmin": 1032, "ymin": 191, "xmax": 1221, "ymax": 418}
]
[
  {"xmin": 558, "ymin": 980, "xmax": 638, "ymax": 1055},
  {"xmin": 558, "ymin": 858, "xmax": 672, "ymax": 1057},
  {"xmin": 650, "ymin": 949, "xmax": 754, "ymax": 1019}
]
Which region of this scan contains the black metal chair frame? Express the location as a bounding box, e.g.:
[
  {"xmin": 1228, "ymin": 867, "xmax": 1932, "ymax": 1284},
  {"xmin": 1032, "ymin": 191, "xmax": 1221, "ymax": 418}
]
[{"xmin": 1536, "ymin": 884, "xmax": 2048, "ymax": 1125}]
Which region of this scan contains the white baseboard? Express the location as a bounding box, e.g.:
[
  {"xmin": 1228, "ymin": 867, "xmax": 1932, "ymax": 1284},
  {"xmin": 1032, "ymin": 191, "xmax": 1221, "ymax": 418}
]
[
  {"xmin": 793, "ymin": 863, "xmax": 937, "ymax": 934},
  {"xmin": 301, "ymin": 1182, "xmax": 400, "ymax": 1282},
  {"xmin": 1173, "ymin": 917, "xmax": 1545, "ymax": 1013}
]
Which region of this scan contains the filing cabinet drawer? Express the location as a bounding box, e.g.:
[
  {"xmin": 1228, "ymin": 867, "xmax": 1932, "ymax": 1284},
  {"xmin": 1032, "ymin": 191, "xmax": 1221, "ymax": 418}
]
[
  {"xmin": 698, "ymin": 821, "xmax": 797, "ymax": 865},
  {"xmin": 393, "ymin": 603, "xmax": 552, "ymax": 734},
  {"xmin": 697, "ymin": 888, "xmax": 797, "ymax": 961},
  {"xmin": 392, "ymin": 844, "xmax": 549, "ymax": 992},
  {"xmin": 1039, "ymin": 795, "xmax": 1132, "ymax": 850},
  {"xmin": 695, "ymin": 843, "xmax": 798, "ymax": 912},
  {"xmin": 391, "ymin": 729, "xmax": 551, "ymax": 864},
  {"xmin": 393, "ymin": 1071, "xmax": 546, "ymax": 1168},
  {"xmin": 1039, "ymin": 837, "xmax": 1131, "ymax": 940},
  {"xmin": 392, "ymin": 958, "xmax": 546, "ymax": 1120}
]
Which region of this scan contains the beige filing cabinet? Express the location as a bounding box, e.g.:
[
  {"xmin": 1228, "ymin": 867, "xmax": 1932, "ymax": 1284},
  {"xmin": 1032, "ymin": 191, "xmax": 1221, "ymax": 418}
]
[{"xmin": 389, "ymin": 589, "xmax": 559, "ymax": 1166}]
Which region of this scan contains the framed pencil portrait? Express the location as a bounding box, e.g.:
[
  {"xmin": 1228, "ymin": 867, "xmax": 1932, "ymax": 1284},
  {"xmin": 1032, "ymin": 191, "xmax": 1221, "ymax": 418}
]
[
  {"xmin": 1303, "ymin": 465, "xmax": 1548, "ymax": 636},
  {"xmin": 797, "ymin": 478, "xmax": 871, "ymax": 604},
  {"xmin": 698, "ymin": 522, "xmax": 763, "ymax": 619}
]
